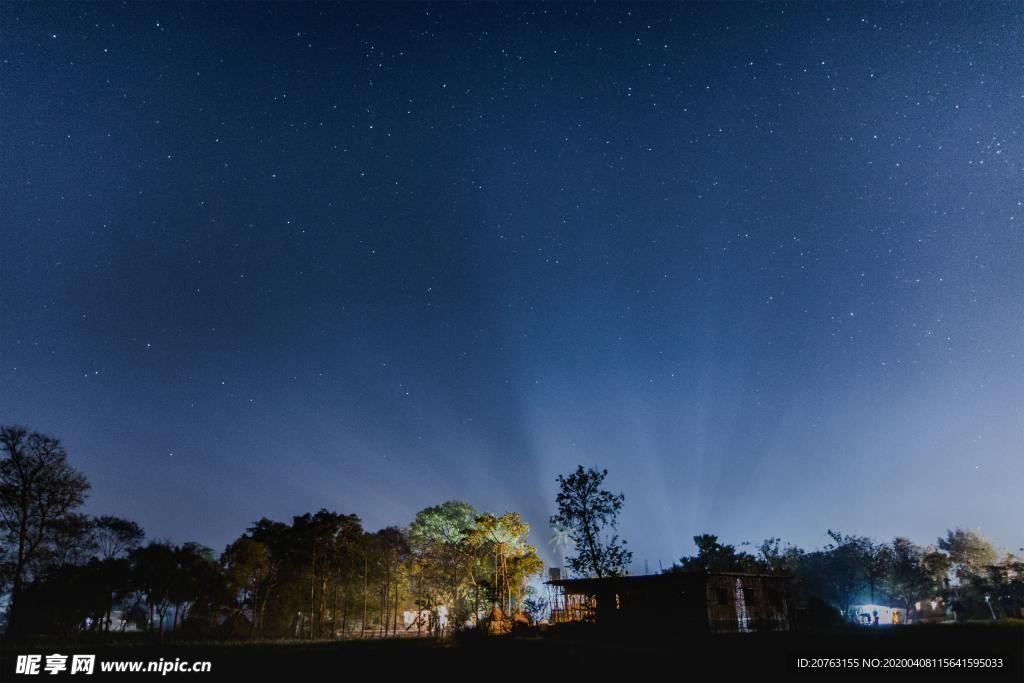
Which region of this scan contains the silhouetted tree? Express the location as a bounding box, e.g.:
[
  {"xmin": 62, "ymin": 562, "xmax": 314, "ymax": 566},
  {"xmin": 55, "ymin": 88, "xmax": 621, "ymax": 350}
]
[
  {"xmin": 0, "ymin": 426, "xmax": 90, "ymax": 635},
  {"xmin": 803, "ymin": 534, "xmax": 861, "ymax": 616},
  {"xmin": 756, "ymin": 537, "xmax": 784, "ymax": 572},
  {"xmin": 921, "ymin": 549, "xmax": 953, "ymax": 593},
  {"xmin": 290, "ymin": 510, "xmax": 363, "ymax": 638},
  {"xmin": 521, "ymin": 589, "xmax": 547, "ymax": 624},
  {"xmin": 167, "ymin": 542, "xmax": 218, "ymax": 632},
  {"xmin": 848, "ymin": 534, "xmax": 892, "ymax": 604},
  {"xmin": 92, "ymin": 516, "xmax": 145, "ymax": 560},
  {"xmin": 885, "ymin": 537, "xmax": 932, "ymax": 611},
  {"xmin": 45, "ymin": 513, "xmax": 96, "ymax": 567},
  {"xmin": 550, "ymin": 466, "xmax": 631, "ymax": 578},
  {"xmin": 985, "ymin": 554, "xmax": 1024, "ymax": 618},
  {"xmin": 88, "ymin": 557, "xmax": 133, "ymax": 632},
  {"xmin": 130, "ymin": 542, "xmax": 176, "ymax": 636},
  {"xmin": 669, "ymin": 534, "xmax": 764, "ymax": 574}
]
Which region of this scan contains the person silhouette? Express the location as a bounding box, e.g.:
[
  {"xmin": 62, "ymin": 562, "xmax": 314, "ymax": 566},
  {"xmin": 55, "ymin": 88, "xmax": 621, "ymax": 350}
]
[{"xmin": 872, "ymin": 610, "xmax": 879, "ymax": 626}]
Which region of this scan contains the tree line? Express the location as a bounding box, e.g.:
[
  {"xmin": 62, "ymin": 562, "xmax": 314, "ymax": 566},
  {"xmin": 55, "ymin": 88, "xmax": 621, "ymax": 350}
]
[
  {"xmin": 665, "ymin": 528, "xmax": 1023, "ymax": 624},
  {"xmin": 2, "ymin": 427, "xmax": 1021, "ymax": 640},
  {"xmin": 0, "ymin": 427, "xmax": 542, "ymax": 639}
]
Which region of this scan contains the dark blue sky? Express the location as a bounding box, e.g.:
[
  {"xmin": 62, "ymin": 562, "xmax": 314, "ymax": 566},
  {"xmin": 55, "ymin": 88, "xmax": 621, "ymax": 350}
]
[{"xmin": 2, "ymin": 2, "xmax": 1021, "ymax": 567}]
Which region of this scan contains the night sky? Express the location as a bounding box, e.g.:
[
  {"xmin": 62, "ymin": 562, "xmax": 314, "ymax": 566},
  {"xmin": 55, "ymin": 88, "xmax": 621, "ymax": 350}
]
[{"xmin": 2, "ymin": 2, "xmax": 1021, "ymax": 569}]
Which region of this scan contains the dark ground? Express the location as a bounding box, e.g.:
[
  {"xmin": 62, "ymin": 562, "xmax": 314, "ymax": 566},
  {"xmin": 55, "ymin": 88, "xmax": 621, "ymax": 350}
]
[{"xmin": 2, "ymin": 624, "xmax": 1021, "ymax": 682}]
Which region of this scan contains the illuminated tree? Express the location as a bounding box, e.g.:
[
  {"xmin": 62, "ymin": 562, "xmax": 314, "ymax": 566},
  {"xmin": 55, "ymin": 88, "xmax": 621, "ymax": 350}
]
[
  {"xmin": 409, "ymin": 501, "xmax": 477, "ymax": 547},
  {"xmin": 409, "ymin": 501, "xmax": 478, "ymax": 628},
  {"xmin": 937, "ymin": 528, "xmax": 1000, "ymax": 619},
  {"xmin": 467, "ymin": 512, "xmax": 542, "ymax": 616},
  {"xmin": 938, "ymin": 528, "xmax": 997, "ymax": 581},
  {"xmin": 232, "ymin": 512, "xmax": 365, "ymax": 639}
]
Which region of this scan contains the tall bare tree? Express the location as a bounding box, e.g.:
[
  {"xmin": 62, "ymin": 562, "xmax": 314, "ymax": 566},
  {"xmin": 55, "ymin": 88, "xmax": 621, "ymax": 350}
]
[
  {"xmin": 91, "ymin": 516, "xmax": 145, "ymax": 561},
  {"xmin": 0, "ymin": 426, "xmax": 90, "ymax": 635}
]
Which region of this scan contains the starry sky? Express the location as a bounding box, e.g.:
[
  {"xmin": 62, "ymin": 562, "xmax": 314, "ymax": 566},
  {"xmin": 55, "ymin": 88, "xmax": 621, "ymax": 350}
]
[{"xmin": 1, "ymin": 2, "xmax": 1021, "ymax": 567}]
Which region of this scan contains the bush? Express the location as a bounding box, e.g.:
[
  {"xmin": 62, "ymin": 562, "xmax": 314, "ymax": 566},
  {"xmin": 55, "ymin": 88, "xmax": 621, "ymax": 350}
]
[{"xmin": 796, "ymin": 596, "xmax": 844, "ymax": 629}]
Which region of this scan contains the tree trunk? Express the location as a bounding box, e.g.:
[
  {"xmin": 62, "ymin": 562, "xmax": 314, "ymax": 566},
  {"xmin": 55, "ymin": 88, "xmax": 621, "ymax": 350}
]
[
  {"xmin": 319, "ymin": 575, "xmax": 327, "ymax": 639},
  {"xmin": 333, "ymin": 581, "xmax": 340, "ymax": 639},
  {"xmin": 342, "ymin": 588, "xmax": 350, "ymax": 635},
  {"xmin": 7, "ymin": 476, "xmax": 31, "ymax": 637},
  {"xmin": 384, "ymin": 557, "xmax": 391, "ymax": 636},
  {"xmin": 362, "ymin": 555, "xmax": 368, "ymax": 638},
  {"xmin": 392, "ymin": 578, "xmax": 399, "ymax": 636},
  {"xmin": 309, "ymin": 549, "xmax": 316, "ymax": 639},
  {"xmin": 8, "ymin": 548, "xmax": 29, "ymax": 638},
  {"xmin": 249, "ymin": 589, "xmax": 256, "ymax": 640},
  {"xmin": 258, "ymin": 587, "xmax": 270, "ymax": 638}
]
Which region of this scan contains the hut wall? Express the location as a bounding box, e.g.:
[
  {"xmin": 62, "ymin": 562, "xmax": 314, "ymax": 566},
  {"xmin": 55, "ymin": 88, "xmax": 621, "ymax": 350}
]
[
  {"xmin": 704, "ymin": 575, "xmax": 790, "ymax": 632},
  {"xmin": 547, "ymin": 573, "xmax": 792, "ymax": 633}
]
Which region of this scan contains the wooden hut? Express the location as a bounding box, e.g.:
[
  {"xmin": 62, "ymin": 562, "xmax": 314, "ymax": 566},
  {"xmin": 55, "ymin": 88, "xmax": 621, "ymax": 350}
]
[{"xmin": 547, "ymin": 571, "xmax": 792, "ymax": 633}]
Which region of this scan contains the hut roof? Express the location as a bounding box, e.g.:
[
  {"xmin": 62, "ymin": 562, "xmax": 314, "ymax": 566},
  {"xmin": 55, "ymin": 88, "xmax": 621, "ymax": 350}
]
[{"xmin": 547, "ymin": 571, "xmax": 793, "ymax": 593}]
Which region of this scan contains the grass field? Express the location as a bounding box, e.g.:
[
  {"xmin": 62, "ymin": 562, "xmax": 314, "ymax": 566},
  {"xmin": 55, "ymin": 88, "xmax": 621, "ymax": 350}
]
[{"xmin": 2, "ymin": 623, "xmax": 1021, "ymax": 681}]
